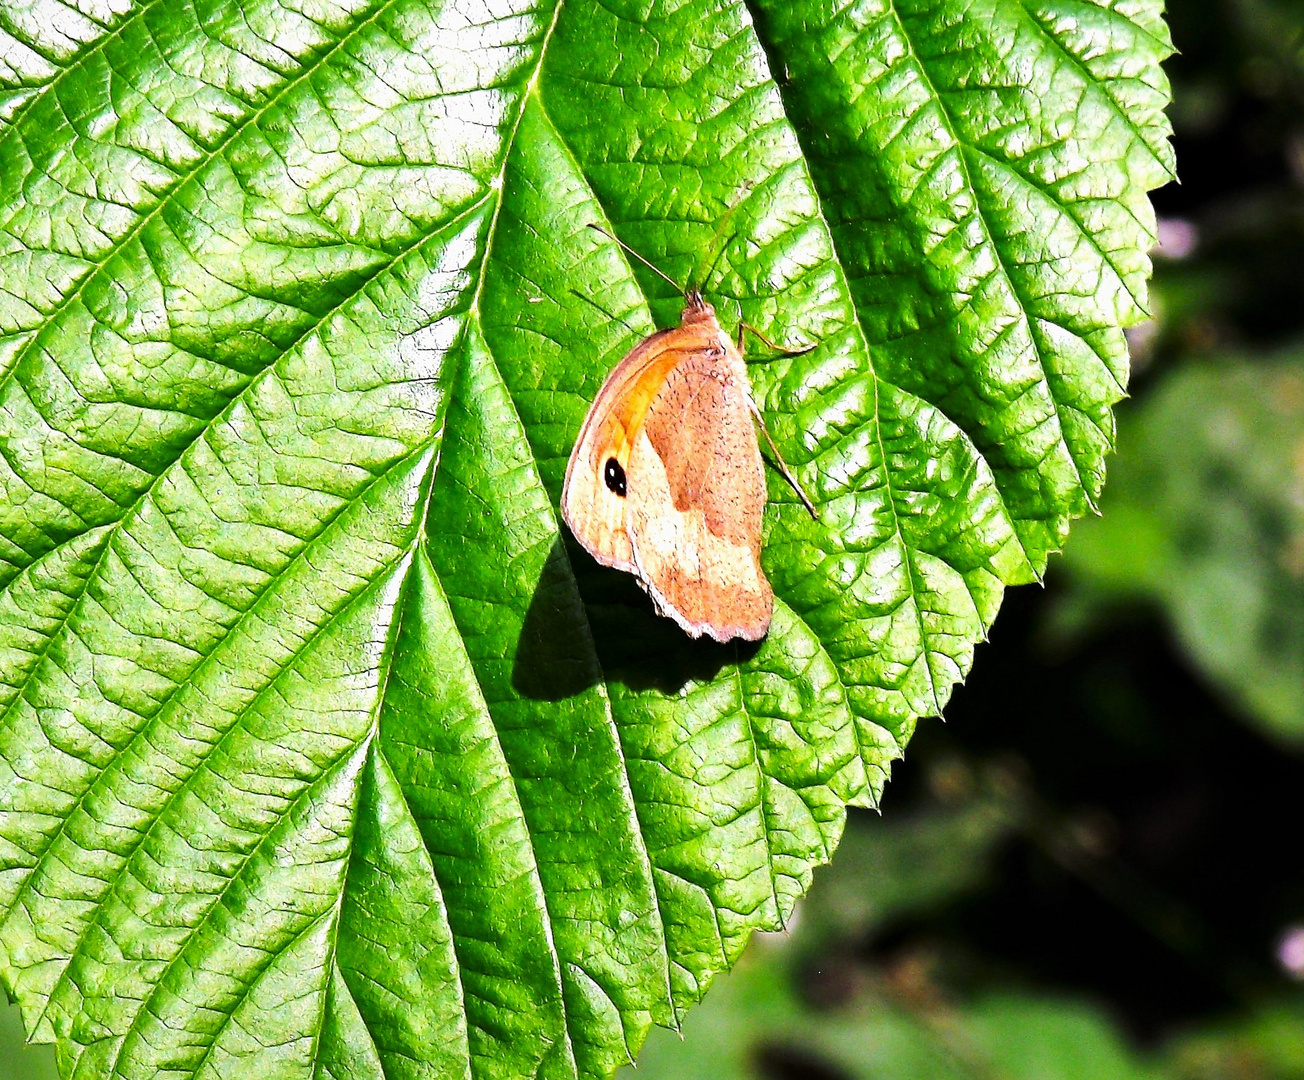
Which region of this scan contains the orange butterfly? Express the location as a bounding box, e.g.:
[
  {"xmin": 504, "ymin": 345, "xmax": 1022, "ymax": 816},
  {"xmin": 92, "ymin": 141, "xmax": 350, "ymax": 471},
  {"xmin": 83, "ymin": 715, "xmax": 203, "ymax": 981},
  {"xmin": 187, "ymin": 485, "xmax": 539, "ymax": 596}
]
[{"xmin": 562, "ymin": 228, "xmax": 818, "ymax": 643}]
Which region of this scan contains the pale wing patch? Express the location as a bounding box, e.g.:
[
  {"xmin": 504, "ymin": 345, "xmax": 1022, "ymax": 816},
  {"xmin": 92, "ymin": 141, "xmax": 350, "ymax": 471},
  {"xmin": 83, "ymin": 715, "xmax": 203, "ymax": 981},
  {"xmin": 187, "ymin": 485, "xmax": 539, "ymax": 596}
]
[
  {"xmin": 626, "ymin": 427, "xmax": 771, "ymax": 642},
  {"xmin": 562, "ymin": 435, "xmax": 634, "ymax": 571}
]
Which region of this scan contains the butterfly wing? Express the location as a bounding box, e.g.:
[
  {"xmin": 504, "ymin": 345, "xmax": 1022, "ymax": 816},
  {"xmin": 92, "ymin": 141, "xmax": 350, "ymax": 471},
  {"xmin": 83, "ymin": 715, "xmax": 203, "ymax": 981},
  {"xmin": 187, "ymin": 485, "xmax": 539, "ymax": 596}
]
[
  {"xmin": 624, "ymin": 339, "xmax": 773, "ymax": 642},
  {"xmin": 562, "ymin": 324, "xmax": 708, "ymax": 572}
]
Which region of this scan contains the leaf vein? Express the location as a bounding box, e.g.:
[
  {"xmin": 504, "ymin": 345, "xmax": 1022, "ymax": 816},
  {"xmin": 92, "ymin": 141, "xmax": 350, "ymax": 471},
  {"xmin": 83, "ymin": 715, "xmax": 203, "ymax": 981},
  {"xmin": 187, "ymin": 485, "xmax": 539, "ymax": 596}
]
[
  {"xmin": 98, "ymin": 743, "xmax": 363, "ymax": 1080},
  {"xmin": 0, "ymin": 0, "xmax": 164, "ymax": 140},
  {"xmin": 0, "ymin": 0, "xmax": 420, "ymax": 448}
]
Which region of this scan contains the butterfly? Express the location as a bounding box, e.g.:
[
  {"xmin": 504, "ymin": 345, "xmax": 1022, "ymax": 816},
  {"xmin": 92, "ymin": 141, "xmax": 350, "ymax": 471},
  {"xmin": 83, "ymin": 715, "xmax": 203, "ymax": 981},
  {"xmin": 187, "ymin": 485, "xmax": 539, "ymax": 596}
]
[{"xmin": 561, "ymin": 227, "xmax": 818, "ymax": 643}]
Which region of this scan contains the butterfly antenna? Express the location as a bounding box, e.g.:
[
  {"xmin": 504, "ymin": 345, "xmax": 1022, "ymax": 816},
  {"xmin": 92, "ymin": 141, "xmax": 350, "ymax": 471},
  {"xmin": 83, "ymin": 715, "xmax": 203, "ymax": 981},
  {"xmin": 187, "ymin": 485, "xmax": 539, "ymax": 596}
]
[
  {"xmin": 587, "ymin": 223, "xmax": 683, "ymax": 295},
  {"xmin": 568, "ymin": 288, "xmax": 643, "ymax": 339},
  {"xmin": 698, "ymin": 231, "xmax": 735, "ymax": 295}
]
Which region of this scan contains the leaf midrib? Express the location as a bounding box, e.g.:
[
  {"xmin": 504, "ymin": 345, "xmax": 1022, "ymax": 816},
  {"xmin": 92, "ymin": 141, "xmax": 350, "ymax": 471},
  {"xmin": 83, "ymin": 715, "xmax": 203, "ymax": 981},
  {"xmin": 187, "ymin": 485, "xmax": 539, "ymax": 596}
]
[
  {"xmin": 456, "ymin": 117, "xmax": 673, "ymax": 1055},
  {"xmin": 343, "ymin": 22, "xmax": 617, "ymax": 1062},
  {"xmin": 497, "ymin": 77, "xmax": 821, "ymax": 963}
]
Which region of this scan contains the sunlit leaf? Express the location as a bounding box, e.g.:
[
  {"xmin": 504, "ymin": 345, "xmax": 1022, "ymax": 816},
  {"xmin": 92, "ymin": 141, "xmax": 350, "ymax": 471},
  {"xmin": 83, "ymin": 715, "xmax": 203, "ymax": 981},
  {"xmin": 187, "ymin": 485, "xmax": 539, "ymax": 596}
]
[{"xmin": 0, "ymin": 0, "xmax": 1171, "ymax": 1075}]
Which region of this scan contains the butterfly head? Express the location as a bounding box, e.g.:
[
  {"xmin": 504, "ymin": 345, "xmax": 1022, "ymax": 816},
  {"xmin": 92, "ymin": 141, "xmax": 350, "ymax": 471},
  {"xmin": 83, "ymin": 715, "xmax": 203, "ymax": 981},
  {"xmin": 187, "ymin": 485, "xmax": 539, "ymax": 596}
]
[{"xmin": 682, "ymin": 287, "xmax": 715, "ymax": 323}]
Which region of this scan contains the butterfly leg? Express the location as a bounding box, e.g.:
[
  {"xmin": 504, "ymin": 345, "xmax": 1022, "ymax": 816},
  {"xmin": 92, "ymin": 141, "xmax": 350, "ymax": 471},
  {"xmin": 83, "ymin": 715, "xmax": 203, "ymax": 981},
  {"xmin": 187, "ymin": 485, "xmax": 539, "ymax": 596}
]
[
  {"xmin": 737, "ymin": 325, "xmax": 821, "ymax": 521},
  {"xmin": 744, "ymin": 395, "xmax": 821, "ymax": 521},
  {"xmin": 737, "ymin": 322, "xmax": 817, "ymax": 357}
]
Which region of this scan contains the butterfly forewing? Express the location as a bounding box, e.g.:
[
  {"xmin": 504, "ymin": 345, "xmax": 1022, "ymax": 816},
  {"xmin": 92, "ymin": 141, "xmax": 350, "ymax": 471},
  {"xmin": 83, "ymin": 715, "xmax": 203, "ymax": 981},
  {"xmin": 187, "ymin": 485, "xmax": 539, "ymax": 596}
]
[{"xmin": 562, "ymin": 327, "xmax": 689, "ymax": 572}]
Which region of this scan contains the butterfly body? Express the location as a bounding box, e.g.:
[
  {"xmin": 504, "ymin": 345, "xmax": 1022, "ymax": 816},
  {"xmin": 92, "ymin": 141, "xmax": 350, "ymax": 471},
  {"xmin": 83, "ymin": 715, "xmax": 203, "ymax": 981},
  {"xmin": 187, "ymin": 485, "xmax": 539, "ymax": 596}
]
[{"xmin": 562, "ymin": 292, "xmax": 773, "ymax": 642}]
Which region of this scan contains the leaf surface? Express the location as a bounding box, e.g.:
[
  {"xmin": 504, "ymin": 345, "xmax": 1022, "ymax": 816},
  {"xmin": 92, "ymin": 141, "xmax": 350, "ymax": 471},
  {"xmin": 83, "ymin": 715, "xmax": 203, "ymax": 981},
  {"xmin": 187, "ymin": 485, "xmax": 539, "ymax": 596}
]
[{"xmin": 0, "ymin": 0, "xmax": 1171, "ymax": 1076}]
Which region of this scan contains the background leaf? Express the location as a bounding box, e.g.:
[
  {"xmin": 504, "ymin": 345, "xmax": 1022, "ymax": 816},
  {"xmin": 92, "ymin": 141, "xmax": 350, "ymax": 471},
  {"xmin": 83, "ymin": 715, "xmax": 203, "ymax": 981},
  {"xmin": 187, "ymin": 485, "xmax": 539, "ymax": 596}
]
[
  {"xmin": 629, "ymin": 786, "xmax": 1167, "ymax": 1080},
  {"xmin": 0, "ymin": 0, "xmax": 1171, "ymax": 1077},
  {"xmin": 1057, "ymin": 351, "xmax": 1304, "ymax": 745}
]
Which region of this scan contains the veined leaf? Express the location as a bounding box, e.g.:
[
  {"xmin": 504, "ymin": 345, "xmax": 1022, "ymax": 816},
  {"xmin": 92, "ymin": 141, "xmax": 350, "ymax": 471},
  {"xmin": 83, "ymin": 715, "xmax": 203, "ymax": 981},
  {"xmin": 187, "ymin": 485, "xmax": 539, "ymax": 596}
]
[{"xmin": 0, "ymin": 0, "xmax": 1171, "ymax": 1077}]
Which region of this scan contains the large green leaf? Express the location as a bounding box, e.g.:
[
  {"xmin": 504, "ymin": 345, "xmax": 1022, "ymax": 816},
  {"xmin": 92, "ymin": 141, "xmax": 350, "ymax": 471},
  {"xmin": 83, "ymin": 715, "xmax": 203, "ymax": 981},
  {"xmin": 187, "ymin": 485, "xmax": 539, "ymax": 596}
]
[{"xmin": 0, "ymin": 0, "xmax": 1171, "ymax": 1076}]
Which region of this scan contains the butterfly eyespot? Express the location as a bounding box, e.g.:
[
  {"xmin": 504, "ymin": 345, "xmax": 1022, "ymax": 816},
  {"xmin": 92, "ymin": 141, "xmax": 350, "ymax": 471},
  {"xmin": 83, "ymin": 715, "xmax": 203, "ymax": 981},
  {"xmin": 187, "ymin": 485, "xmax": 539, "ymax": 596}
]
[{"xmin": 604, "ymin": 457, "xmax": 627, "ymax": 497}]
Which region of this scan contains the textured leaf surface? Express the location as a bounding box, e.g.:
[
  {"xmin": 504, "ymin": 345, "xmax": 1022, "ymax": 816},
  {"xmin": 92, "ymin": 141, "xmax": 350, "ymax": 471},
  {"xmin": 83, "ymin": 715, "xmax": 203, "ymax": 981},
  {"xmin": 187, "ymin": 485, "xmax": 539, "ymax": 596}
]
[{"xmin": 0, "ymin": 0, "xmax": 1170, "ymax": 1076}]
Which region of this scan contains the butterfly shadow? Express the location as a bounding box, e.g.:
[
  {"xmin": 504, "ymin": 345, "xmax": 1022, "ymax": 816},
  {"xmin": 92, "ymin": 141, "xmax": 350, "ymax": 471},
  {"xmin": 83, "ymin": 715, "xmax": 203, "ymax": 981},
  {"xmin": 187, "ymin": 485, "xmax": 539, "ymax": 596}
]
[{"xmin": 512, "ymin": 535, "xmax": 760, "ymax": 702}]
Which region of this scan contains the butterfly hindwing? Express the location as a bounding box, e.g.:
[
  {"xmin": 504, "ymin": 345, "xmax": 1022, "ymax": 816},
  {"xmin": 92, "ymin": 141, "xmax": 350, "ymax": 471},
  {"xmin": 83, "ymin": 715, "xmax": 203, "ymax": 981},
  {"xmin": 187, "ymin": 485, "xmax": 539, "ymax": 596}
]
[{"xmin": 626, "ymin": 340, "xmax": 772, "ymax": 642}]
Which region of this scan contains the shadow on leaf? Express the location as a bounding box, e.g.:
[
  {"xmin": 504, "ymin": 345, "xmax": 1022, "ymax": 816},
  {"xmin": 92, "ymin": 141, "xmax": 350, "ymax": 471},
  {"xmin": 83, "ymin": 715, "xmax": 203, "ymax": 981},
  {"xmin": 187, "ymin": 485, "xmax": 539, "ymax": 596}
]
[{"xmin": 512, "ymin": 535, "xmax": 757, "ymax": 701}]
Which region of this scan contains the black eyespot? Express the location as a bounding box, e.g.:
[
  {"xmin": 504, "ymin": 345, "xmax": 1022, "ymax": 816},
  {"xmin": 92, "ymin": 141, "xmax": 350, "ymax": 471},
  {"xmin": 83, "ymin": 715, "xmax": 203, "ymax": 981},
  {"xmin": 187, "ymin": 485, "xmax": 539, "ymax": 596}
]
[{"xmin": 604, "ymin": 457, "xmax": 627, "ymax": 497}]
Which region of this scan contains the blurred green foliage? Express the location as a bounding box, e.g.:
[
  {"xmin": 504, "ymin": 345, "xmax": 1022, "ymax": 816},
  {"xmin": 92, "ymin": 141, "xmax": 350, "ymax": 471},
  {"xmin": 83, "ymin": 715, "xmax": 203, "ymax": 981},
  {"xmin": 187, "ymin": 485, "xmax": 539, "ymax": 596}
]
[
  {"xmin": 635, "ymin": 956, "xmax": 1170, "ymax": 1080},
  {"xmin": 1, "ymin": 998, "xmax": 55, "ymax": 1079},
  {"xmin": 633, "ymin": 779, "xmax": 1170, "ymax": 1080},
  {"xmin": 1167, "ymin": 1001, "xmax": 1304, "ymax": 1080},
  {"xmin": 1059, "ymin": 355, "xmax": 1304, "ymax": 744},
  {"xmin": 626, "ymin": 757, "xmax": 1304, "ymax": 1080}
]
